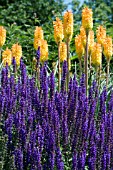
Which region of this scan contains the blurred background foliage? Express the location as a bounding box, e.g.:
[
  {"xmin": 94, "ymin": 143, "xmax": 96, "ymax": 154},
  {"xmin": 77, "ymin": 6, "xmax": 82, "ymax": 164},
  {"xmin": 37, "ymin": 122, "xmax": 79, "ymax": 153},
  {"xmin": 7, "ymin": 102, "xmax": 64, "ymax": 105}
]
[{"xmin": 0, "ymin": 0, "xmax": 113, "ymax": 73}]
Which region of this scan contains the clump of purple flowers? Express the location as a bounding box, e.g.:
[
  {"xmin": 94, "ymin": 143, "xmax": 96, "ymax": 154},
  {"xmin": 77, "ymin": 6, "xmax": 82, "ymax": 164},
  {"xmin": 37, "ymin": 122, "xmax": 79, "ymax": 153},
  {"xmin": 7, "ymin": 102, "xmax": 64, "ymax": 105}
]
[{"xmin": 0, "ymin": 59, "xmax": 113, "ymax": 169}]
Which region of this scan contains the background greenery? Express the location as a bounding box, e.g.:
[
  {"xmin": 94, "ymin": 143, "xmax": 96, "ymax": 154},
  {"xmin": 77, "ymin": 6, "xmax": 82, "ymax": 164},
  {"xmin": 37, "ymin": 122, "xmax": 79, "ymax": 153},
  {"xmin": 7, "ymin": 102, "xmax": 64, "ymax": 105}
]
[{"xmin": 0, "ymin": 0, "xmax": 113, "ymax": 73}]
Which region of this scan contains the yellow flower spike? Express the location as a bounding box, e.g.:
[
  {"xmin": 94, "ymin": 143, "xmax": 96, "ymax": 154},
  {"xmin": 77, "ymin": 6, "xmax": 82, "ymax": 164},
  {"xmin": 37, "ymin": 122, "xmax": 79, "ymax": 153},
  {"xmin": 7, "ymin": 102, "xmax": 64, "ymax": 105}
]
[
  {"xmin": 34, "ymin": 26, "xmax": 44, "ymax": 40},
  {"xmin": 82, "ymin": 7, "xmax": 93, "ymax": 31},
  {"xmin": 96, "ymin": 25, "xmax": 106, "ymax": 46},
  {"xmin": 75, "ymin": 34, "xmax": 84, "ymax": 59},
  {"xmin": 12, "ymin": 43, "xmax": 22, "ymax": 66},
  {"xmin": 91, "ymin": 43, "xmax": 102, "ymax": 67},
  {"xmin": 53, "ymin": 17, "xmax": 64, "ymax": 44},
  {"xmin": 59, "ymin": 42, "xmax": 67, "ymax": 62},
  {"xmin": 103, "ymin": 36, "xmax": 112, "ymax": 61},
  {"xmin": 88, "ymin": 30, "xmax": 94, "ymax": 54},
  {"xmin": 63, "ymin": 10, "xmax": 73, "ymax": 90},
  {"xmin": 0, "ymin": 26, "xmax": 6, "ymax": 48},
  {"xmin": 2, "ymin": 47, "xmax": 12, "ymax": 66},
  {"xmin": 63, "ymin": 11, "xmax": 73, "ymax": 42},
  {"xmin": 103, "ymin": 37, "xmax": 112, "ymax": 87},
  {"xmin": 34, "ymin": 38, "xmax": 42, "ymax": 50},
  {"xmin": 34, "ymin": 26, "xmax": 44, "ymax": 50},
  {"xmin": 80, "ymin": 26, "xmax": 86, "ymax": 47},
  {"xmin": 53, "ymin": 17, "xmax": 64, "ymax": 92},
  {"xmin": 40, "ymin": 40, "xmax": 48, "ymax": 62}
]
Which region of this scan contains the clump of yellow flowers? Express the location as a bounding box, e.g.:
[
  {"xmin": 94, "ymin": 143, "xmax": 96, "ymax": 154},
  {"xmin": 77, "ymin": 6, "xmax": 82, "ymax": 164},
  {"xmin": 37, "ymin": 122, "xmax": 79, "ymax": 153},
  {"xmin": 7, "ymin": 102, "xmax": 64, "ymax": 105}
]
[
  {"xmin": 34, "ymin": 26, "xmax": 48, "ymax": 62},
  {"xmin": 2, "ymin": 43, "xmax": 22, "ymax": 66}
]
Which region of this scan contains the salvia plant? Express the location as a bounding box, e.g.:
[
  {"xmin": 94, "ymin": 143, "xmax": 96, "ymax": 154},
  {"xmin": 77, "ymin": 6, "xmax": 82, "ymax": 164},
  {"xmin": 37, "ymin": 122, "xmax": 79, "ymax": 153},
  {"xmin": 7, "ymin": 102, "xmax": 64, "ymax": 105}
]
[
  {"xmin": 0, "ymin": 57, "xmax": 113, "ymax": 169},
  {"xmin": 0, "ymin": 5, "xmax": 113, "ymax": 170}
]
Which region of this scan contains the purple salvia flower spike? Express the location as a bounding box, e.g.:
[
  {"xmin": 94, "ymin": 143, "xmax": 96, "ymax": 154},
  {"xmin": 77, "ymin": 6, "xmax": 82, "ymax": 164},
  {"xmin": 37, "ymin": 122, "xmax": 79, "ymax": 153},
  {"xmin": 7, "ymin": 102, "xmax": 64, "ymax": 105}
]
[
  {"xmin": 72, "ymin": 150, "xmax": 77, "ymax": 170},
  {"xmin": 61, "ymin": 60, "xmax": 67, "ymax": 92},
  {"xmin": 12, "ymin": 57, "xmax": 16, "ymax": 73},
  {"xmin": 56, "ymin": 147, "xmax": 64, "ymax": 170},
  {"xmin": 14, "ymin": 147, "xmax": 23, "ymax": 170}
]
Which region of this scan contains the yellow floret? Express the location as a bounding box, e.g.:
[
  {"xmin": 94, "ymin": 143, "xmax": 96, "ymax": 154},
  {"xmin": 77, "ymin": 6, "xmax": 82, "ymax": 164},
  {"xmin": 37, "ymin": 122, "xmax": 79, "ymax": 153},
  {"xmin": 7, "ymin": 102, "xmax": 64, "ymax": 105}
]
[
  {"xmin": 12, "ymin": 43, "xmax": 22, "ymax": 65},
  {"xmin": 2, "ymin": 47, "xmax": 12, "ymax": 66},
  {"xmin": 75, "ymin": 34, "xmax": 84, "ymax": 59},
  {"xmin": 40, "ymin": 40, "xmax": 48, "ymax": 62},
  {"xmin": 103, "ymin": 36, "xmax": 112, "ymax": 61},
  {"xmin": 96, "ymin": 25, "xmax": 106, "ymax": 46},
  {"xmin": 0, "ymin": 26, "xmax": 6, "ymax": 48},
  {"xmin": 91, "ymin": 43, "xmax": 102, "ymax": 66},
  {"xmin": 59, "ymin": 42, "xmax": 67, "ymax": 62},
  {"xmin": 88, "ymin": 30, "xmax": 94, "ymax": 54},
  {"xmin": 63, "ymin": 11, "xmax": 73, "ymax": 42},
  {"xmin": 53, "ymin": 17, "xmax": 64, "ymax": 44},
  {"xmin": 82, "ymin": 7, "xmax": 93, "ymax": 31}
]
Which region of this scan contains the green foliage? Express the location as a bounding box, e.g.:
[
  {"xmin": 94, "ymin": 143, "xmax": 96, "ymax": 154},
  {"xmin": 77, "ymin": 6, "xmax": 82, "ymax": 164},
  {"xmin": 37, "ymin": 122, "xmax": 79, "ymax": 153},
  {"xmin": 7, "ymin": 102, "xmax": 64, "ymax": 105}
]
[
  {"xmin": 2, "ymin": 24, "xmax": 34, "ymax": 68},
  {"xmin": 0, "ymin": 0, "xmax": 67, "ymax": 72},
  {"xmin": 0, "ymin": 0, "xmax": 66, "ymax": 28}
]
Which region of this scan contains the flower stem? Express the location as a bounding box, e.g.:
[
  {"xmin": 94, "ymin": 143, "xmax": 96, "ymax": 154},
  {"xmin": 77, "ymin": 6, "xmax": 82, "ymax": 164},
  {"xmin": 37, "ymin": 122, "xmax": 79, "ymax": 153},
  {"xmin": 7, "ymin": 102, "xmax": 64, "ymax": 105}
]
[
  {"xmin": 66, "ymin": 40, "xmax": 70, "ymax": 91},
  {"xmin": 95, "ymin": 66, "xmax": 98, "ymax": 84},
  {"xmin": 58, "ymin": 43, "xmax": 61, "ymax": 92},
  {"xmin": 85, "ymin": 31, "xmax": 89, "ymax": 96},
  {"xmin": 0, "ymin": 48, "xmax": 2, "ymax": 63},
  {"xmin": 79, "ymin": 59, "xmax": 82, "ymax": 78},
  {"xmin": 106, "ymin": 60, "xmax": 110, "ymax": 87},
  {"xmin": 98, "ymin": 64, "xmax": 101, "ymax": 92},
  {"xmin": 89, "ymin": 54, "xmax": 91, "ymax": 70},
  {"xmin": 89, "ymin": 53, "xmax": 92, "ymax": 76},
  {"xmin": 89, "ymin": 53, "xmax": 92, "ymax": 86},
  {"xmin": 35, "ymin": 60, "xmax": 40, "ymax": 88}
]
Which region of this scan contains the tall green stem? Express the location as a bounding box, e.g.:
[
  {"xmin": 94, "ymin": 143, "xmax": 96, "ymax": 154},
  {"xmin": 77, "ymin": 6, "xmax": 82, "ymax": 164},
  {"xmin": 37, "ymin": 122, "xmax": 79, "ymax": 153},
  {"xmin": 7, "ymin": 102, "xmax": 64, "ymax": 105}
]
[
  {"xmin": 89, "ymin": 54, "xmax": 91, "ymax": 70},
  {"xmin": 79, "ymin": 59, "xmax": 82, "ymax": 78},
  {"xmin": 35, "ymin": 61, "xmax": 40, "ymax": 88},
  {"xmin": 66, "ymin": 40, "xmax": 70, "ymax": 91},
  {"xmin": 58, "ymin": 43, "xmax": 61, "ymax": 92},
  {"xmin": 85, "ymin": 31, "xmax": 89, "ymax": 96},
  {"xmin": 98, "ymin": 64, "xmax": 101, "ymax": 93},
  {"xmin": 84, "ymin": 54, "xmax": 85, "ymax": 74},
  {"xmin": 0, "ymin": 48, "xmax": 2, "ymax": 124},
  {"xmin": 89, "ymin": 53, "xmax": 91, "ymax": 71},
  {"xmin": 106, "ymin": 60, "xmax": 110, "ymax": 87},
  {"xmin": 89, "ymin": 53, "xmax": 92, "ymax": 86},
  {"xmin": 0, "ymin": 48, "xmax": 2, "ymax": 63},
  {"xmin": 95, "ymin": 66, "xmax": 99, "ymax": 85}
]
